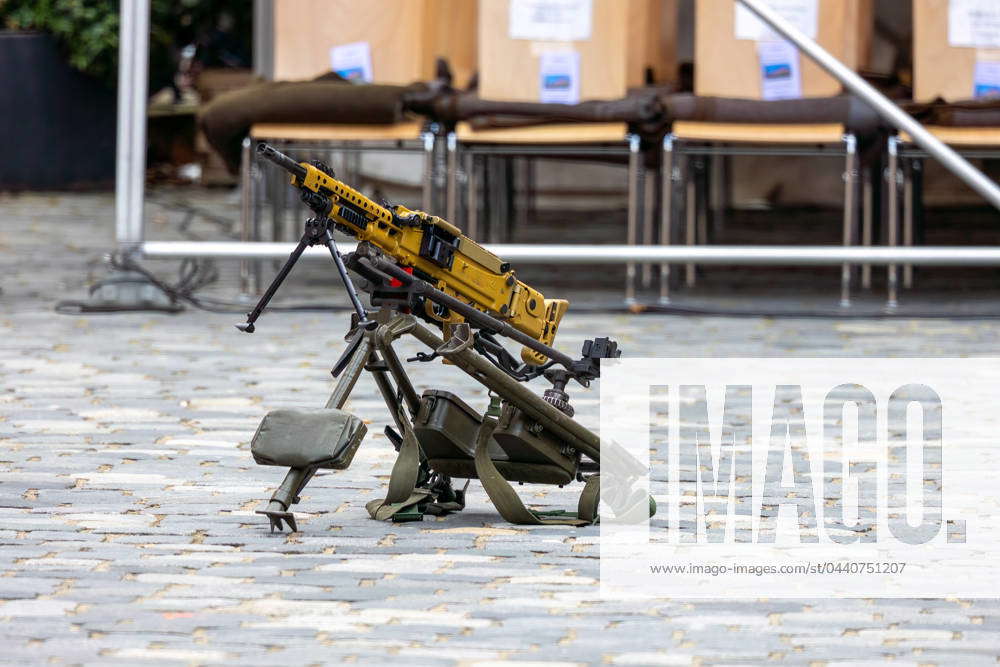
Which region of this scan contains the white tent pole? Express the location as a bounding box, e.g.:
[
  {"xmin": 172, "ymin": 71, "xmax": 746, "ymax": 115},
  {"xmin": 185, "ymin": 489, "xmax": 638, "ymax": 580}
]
[
  {"xmin": 738, "ymin": 0, "xmax": 1000, "ymax": 211},
  {"xmin": 115, "ymin": 0, "xmax": 151, "ymax": 249}
]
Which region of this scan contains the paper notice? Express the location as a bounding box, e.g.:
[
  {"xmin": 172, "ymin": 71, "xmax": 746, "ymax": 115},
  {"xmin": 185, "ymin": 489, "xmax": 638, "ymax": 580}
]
[
  {"xmin": 330, "ymin": 42, "xmax": 373, "ymax": 83},
  {"xmin": 949, "ymin": 0, "xmax": 1000, "ymax": 49},
  {"xmin": 510, "ymin": 0, "xmax": 592, "ymax": 42},
  {"xmin": 736, "ymin": 0, "xmax": 818, "ymax": 41},
  {"xmin": 757, "ymin": 41, "xmax": 802, "ymax": 101},
  {"xmin": 538, "ymin": 50, "xmax": 580, "ymax": 104},
  {"xmin": 974, "ymin": 60, "xmax": 1000, "ymax": 98}
]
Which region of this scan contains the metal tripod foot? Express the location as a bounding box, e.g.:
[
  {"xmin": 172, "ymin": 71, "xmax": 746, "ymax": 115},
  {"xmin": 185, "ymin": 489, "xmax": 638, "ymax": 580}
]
[
  {"xmin": 255, "ymin": 467, "xmax": 314, "ymax": 532},
  {"xmin": 256, "ymin": 508, "xmax": 298, "ymax": 533}
]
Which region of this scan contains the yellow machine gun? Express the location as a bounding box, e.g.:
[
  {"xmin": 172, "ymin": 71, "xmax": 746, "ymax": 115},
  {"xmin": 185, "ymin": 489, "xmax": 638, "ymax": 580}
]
[
  {"xmin": 255, "ymin": 144, "xmax": 567, "ymax": 366},
  {"xmin": 238, "ymin": 144, "xmax": 628, "ymax": 532}
]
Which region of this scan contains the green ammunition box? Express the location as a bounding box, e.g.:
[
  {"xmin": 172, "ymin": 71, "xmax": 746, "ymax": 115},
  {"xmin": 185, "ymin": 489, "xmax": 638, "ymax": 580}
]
[
  {"xmin": 492, "ymin": 402, "xmax": 578, "ymax": 485},
  {"xmin": 412, "ymin": 390, "xmax": 504, "ymax": 479},
  {"xmin": 413, "ymin": 390, "xmax": 577, "ymax": 485}
]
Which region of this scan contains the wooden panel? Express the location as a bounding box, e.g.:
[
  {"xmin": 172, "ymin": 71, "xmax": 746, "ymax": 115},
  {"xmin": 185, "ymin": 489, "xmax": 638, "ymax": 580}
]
[
  {"xmin": 251, "ymin": 122, "xmax": 424, "ymax": 141},
  {"xmin": 673, "ymin": 121, "xmax": 845, "ymax": 143},
  {"xmin": 423, "ymin": 0, "xmax": 479, "ymax": 89},
  {"xmin": 899, "ymin": 126, "xmax": 1000, "ymax": 146},
  {"xmin": 455, "ymin": 121, "xmax": 629, "ymax": 143},
  {"xmin": 913, "ymin": 0, "xmax": 978, "ymax": 102},
  {"xmin": 273, "ymin": 0, "xmax": 476, "ymax": 85},
  {"xmin": 695, "ymin": 0, "xmax": 872, "ymax": 99},
  {"xmin": 627, "ymin": 0, "xmax": 678, "ymax": 86},
  {"xmin": 478, "ymin": 0, "xmax": 676, "ymax": 102},
  {"xmin": 850, "ymin": 0, "xmax": 875, "ymax": 72}
]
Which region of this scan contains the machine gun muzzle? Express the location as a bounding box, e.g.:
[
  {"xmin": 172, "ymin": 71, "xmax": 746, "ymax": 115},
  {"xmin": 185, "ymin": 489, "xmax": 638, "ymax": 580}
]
[{"xmin": 256, "ymin": 142, "xmax": 308, "ymax": 181}]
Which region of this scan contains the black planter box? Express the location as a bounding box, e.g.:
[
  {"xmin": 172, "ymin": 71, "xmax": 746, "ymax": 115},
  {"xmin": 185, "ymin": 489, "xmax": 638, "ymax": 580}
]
[{"xmin": 0, "ymin": 31, "xmax": 118, "ymax": 189}]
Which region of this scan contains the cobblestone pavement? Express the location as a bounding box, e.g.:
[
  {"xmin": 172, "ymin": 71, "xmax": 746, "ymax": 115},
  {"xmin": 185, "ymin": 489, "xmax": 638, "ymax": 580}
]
[{"xmin": 2, "ymin": 192, "xmax": 1000, "ymax": 665}]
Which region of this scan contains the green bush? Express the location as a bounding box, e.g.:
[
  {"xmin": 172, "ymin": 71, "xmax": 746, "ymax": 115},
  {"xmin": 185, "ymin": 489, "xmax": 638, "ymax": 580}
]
[{"xmin": 0, "ymin": 0, "xmax": 251, "ymax": 90}]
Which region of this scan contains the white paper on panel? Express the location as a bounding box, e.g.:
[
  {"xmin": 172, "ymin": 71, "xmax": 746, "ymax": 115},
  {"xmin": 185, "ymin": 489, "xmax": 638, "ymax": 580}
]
[
  {"xmin": 330, "ymin": 42, "xmax": 373, "ymax": 83},
  {"xmin": 509, "ymin": 0, "xmax": 593, "ymax": 41},
  {"xmin": 736, "ymin": 0, "xmax": 818, "ymax": 41},
  {"xmin": 757, "ymin": 40, "xmax": 803, "ymax": 100},
  {"xmin": 538, "ymin": 50, "xmax": 581, "ymax": 103},
  {"xmin": 949, "ymin": 0, "xmax": 1000, "ymax": 49}
]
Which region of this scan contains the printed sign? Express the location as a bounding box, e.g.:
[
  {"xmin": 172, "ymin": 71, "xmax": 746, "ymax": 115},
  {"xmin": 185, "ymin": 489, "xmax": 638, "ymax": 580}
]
[
  {"xmin": 758, "ymin": 40, "xmax": 802, "ymax": 100},
  {"xmin": 509, "ymin": 0, "xmax": 592, "ymax": 42},
  {"xmin": 736, "ymin": 0, "xmax": 818, "ymax": 41},
  {"xmin": 949, "ymin": 0, "xmax": 1000, "ymax": 49},
  {"xmin": 538, "ymin": 50, "xmax": 581, "ymax": 104},
  {"xmin": 974, "ymin": 60, "xmax": 1000, "ymax": 98},
  {"xmin": 330, "ymin": 42, "xmax": 373, "ymax": 83}
]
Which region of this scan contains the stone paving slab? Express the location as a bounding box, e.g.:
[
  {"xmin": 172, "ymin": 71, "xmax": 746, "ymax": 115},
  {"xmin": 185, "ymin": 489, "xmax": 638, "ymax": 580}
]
[{"xmin": 2, "ymin": 192, "xmax": 1000, "ymax": 664}]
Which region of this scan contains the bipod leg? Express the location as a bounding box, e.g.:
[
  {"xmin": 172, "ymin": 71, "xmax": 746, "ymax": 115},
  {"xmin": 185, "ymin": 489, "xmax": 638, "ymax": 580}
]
[
  {"xmin": 236, "ymin": 231, "xmax": 312, "ymax": 333},
  {"xmin": 322, "ymin": 228, "xmax": 374, "ymax": 329}
]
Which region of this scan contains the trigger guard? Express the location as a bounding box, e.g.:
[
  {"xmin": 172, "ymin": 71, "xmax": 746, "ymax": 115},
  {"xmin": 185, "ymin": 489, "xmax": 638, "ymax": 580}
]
[{"xmin": 423, "ymin": 287, "xmax": 465, "ymax": 325}]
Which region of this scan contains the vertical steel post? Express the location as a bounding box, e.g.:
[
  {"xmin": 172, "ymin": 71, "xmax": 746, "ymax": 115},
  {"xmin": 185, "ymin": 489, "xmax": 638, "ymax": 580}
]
[
  {"xmin": 659, "ymin": 134, "xmax": 675, "ymax": 304},
  {"xmin": 115, "ymin": 0, "xmax": 151, "ymax": 250},
  {"xmin": 641, "ymin": 170, "xmax": 655, "ymax": 289},
  {"xmin": 685, "ymin": 156, "xmax": 698, "ymax": 287},
  {"xmin": 253, "ymin": 0, "xmax": 275, "ymax": 80},
  {"xmin": 840, "ymin": 134, "xmax": 857, "ymax": 308},
  {"xmin": 903, "ymin": 160, "xmax": 915, "ymax": 288},
  {"xmin": 421, "ymin": 129, "xmax": 435, "ymax": 212},
  {"xmin": 887, "ymin": 137, "xmax": 900, "ymax": 308},
  {"xmin": 446, "ymin": 131, "xmax": 458, "ymax": 222},
  {"xmin": 466, "ymin": 152, "xmax": 478, "ymax": 240},
  {"xmin": 861, "ymin": 168, "xmax": 873, "ymax": 289},
  {"xmin": 625, "ymin": 134, "xmax": 641, "ymax": 305},
  {"xmin": 239, "ymin": 137, "xmax": 252, "ymax": 295}
]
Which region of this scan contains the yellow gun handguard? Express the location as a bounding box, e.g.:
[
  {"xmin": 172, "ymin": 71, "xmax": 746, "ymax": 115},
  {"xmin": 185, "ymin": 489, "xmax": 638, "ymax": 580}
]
[{"xmin": 294, "ymin": 161, "xmax": 567, "ymax": 364}]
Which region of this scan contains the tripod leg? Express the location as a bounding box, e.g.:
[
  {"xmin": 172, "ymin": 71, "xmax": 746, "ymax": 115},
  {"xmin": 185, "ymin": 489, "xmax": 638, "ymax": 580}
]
[
  {"xmin": 256, "ymin": 466, "xmax": 315, "ymax": 532},
  {"xmin": 325, "ymin": 331, "xmax": 373, "ymax": 409},
  {"xmin": 237, "ymin": 231, "xmax": 312, "ymax": 333},
  {"xmin": 322, "ymin": 229, "xmax": 372, "ymax": 327},
  {"xmin": 373, "ymin": 317, "xmax": 421, "ymax": 416}
]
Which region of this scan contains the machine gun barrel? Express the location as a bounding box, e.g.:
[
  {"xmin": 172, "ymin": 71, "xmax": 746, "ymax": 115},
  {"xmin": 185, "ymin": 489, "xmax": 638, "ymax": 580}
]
[{"xmin": 257, "ymin": 143, "xmax": 308, "ymax": 181}]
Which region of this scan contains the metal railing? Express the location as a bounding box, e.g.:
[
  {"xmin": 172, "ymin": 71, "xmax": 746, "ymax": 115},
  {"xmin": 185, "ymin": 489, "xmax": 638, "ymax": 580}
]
[
  {"xmin": 142, "ymin": 242, "xmax": 1000, "ymax": 266},
  {"xmin": 113, "ymin": 0, "xmax": 1000, "ymax": 306}
]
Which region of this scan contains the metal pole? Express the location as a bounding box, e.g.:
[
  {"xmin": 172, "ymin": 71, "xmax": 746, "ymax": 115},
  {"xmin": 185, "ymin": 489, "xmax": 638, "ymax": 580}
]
[
  {"xmin": 446, "ymin": 132, "xmax": 458, "ymax": 222},
  {"xmin": 625, "ymin": 134, "xmax": 640, "ymax": 304},
  {"xmin": 115, "ymin": 0, "xmax": 150, "ymax": 249},
  {"xmin": 239, "ymin": 137, "xmax": 252, "ymax": 295},
  {"xmin": 738, "ymin": 0, "xmax": 1000, "ymax": 211},
  {"xmin": 421, "ymin": 130, "xmax": 434, "ymax": 211},
  {"xmin": 840, "ymin": 134, "xmax": 857, "ymax": 308},
  {"xmin": 253, "ymin": 0, "xmax": 275, "ymax": 80},
  {"xmin": 140, "ymin": 241, "xmax": 1000, "ymax": 266},
  {"xmin": 659, "ymin": 135, "xmax": 675, "ymax": 304},
  {"xmin": 887, "ymin": 137, "xmax": 900, "ymax": 308}
]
